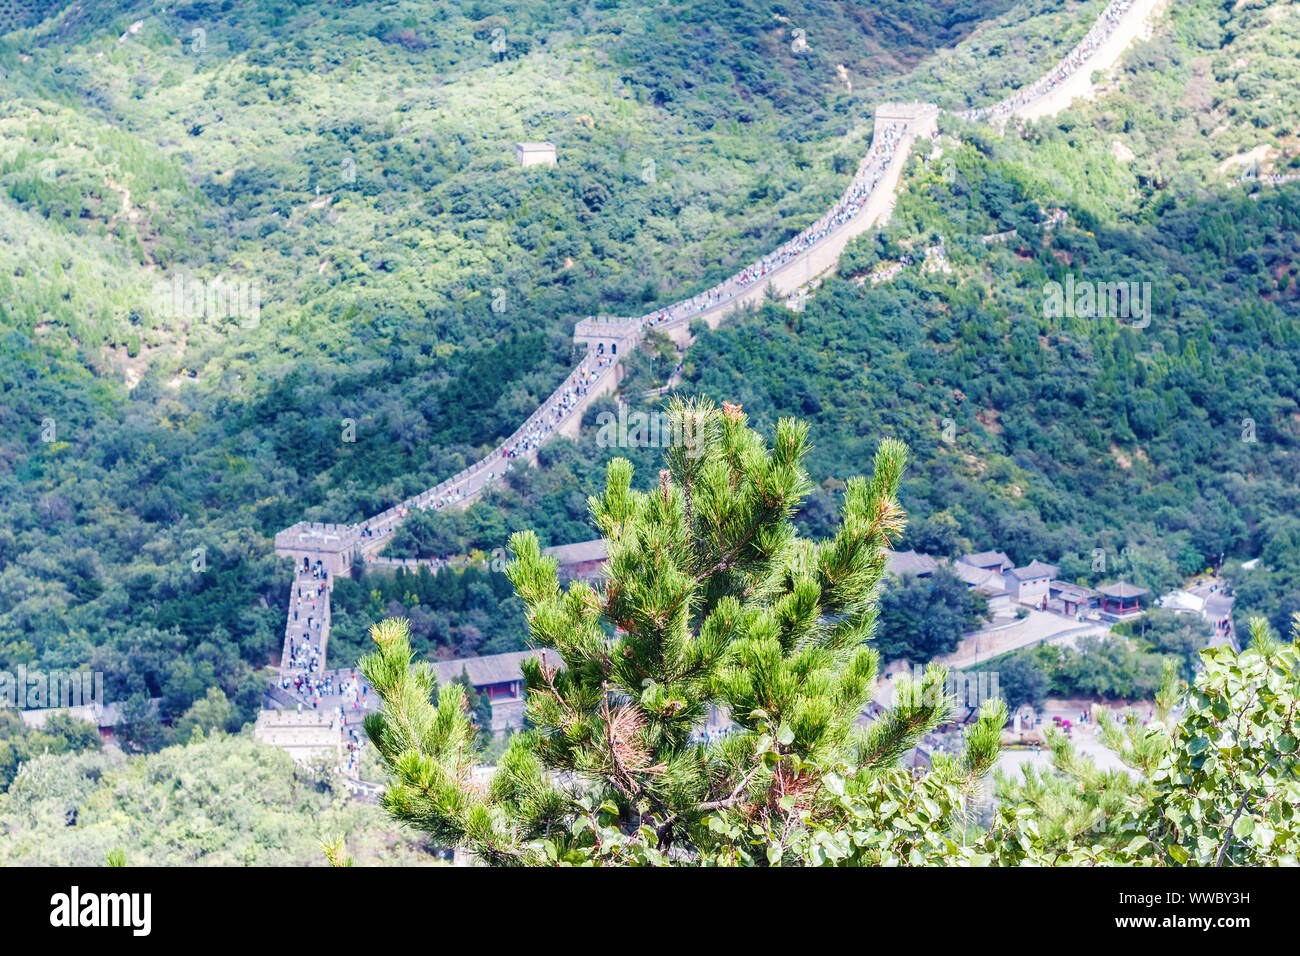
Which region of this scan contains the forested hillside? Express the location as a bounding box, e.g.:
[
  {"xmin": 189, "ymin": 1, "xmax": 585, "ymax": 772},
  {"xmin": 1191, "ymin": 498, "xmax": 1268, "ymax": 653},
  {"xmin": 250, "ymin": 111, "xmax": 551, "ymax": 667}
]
[
  {"xmin": 3, "ymin": 0, "xmax": 1299, "ymax": 731},
  {"xmin": 0, "ymin": 733, "xmax": 433, "ymax": 865},
  {"xmin": 1, "ymin": 0, "xmax": 1041, "ymax": 725},
  {"xmin": 418, "ymin": 0, "xmax": 1300, "ymax": 648}
]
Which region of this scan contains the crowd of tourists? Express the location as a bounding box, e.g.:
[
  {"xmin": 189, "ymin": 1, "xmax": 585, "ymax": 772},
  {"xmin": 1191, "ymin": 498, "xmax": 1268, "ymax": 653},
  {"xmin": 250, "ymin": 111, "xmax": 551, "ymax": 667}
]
[
  {"xmin": 345, "ymin": 351, "xmax": 616, "ymax": 540},
  {"xmin": 628, "ymin": 121, "xmax": 907, "ymax": 336},
  {"xmin": 330, "ymin": 670, "xmax": 376, "ymax": 777},
  {"xmin": 341, "ymin": 719, "xmax": 366, "ymax": 777},
  {"xmin": 958, "ymin": 0, "xmax": 1136, "ymax": 121},
  {"xmin": 323, "ymin": 113, "xmax": 910, "ymax": 569},
  {"xmin": 501, "ymin": 352, "xmax": 614, "ymax": 461},
  {"xmin": 279, "ymin": 563, "xmax": 332, "ymax": 706},
  {"xmin": 283, "ymin": 0, "xmax": 1142, "ymax": 682},
  {"xmin": 315, "ymin": 93, "xmax": 921, "ymax": 552}
]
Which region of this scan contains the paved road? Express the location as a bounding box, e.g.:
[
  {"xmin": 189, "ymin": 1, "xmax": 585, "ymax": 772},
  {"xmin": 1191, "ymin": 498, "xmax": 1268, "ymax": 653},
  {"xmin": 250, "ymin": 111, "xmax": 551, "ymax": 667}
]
[{"xmin": 940, "ymin": 612, "xmax": 1113, "ymax": 671}]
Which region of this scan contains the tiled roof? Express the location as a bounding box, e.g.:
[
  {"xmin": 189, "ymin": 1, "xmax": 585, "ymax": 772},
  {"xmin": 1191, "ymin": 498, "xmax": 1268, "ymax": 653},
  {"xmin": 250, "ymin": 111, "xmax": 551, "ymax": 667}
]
[
  {"xmin": 960, "ymin": 550, "xmax": 1013, "ymax": 570},
  {"xmin": 543, "ymin": 538, "xmax": 608, "ymax": 565},
  {"xmin": 1097, "ymin": 581, "xmax": 1149, "ymax": 598},
  {"xmin": 1051, "ymin": 580, "xmax": 1098, "ymax": 599},
  {"xmin": 431, "ymin": 649, "xmax": 559, "ymax": 689},
  {"xmin": 1007, "ymin": 560, "xmax": 1060, "ymax": 581},
  {"xmin": 886, "ymin": 550, "xmax": 939, "ymax": 576}
]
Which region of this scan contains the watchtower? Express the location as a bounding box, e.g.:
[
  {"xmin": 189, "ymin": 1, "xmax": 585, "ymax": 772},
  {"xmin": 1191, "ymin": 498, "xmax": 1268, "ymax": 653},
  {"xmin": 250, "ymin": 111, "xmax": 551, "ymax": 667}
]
[
  {"xmin": 515, "ymin": 142, "xmax": 557, "ymax": 167},
  {"xmin": 573, "ymin": 315, "xmax": 642, "ymax": 357},
  {"xmin": 273, "ymin": 522, "xmax": 359, "ymax": 578}
]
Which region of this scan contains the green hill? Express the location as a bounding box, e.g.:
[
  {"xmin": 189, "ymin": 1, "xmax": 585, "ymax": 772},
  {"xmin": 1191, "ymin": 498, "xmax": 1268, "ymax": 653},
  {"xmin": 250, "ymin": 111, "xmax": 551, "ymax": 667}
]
[
  {"xmin": 3, "ymin": 0, "xmax": 1297, "ymax": 733},
  {"xmin": 398, "ymin": 0, "xmax": 1300, "ymax": 646},
  {"xmin": 0, "ymin": 0, "xmax": 1044, "ymax": 724},
  {"xmin": 0, "ymin": 732, "xmax": 432, "ymax": 866}
]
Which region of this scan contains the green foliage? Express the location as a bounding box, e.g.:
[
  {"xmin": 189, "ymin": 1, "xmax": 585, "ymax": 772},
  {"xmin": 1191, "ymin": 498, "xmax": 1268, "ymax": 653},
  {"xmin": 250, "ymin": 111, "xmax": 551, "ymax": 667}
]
[
  {"xmin": 0, "ymin": 709, "xmax": 102, "ymax": 792},
  {"xmin": 479, "ymin": 0, "xmax": 1300, "ymax": 653},
  {"xmin": 328, "ymin": 562, "xmax": 525, "ymax": 665},
  {"xmin": 447, "ymin": 665, "xmax": 493, "ymax": 741},
  {"xmin": 363, "ymin": 405, "xmax": 1300, "ymax": 867},
  {"xmin": 319, "ymin": 834, "xmax": 354, "ymax": 868},
  {"xmin": 362, "ymin": 402, "xmax": 1008, "ymax": 864},
  {"xmin": 1121, "ymin": 608, "xmax": 1215, "ymax": 682},
  {"xmin": 981, "ymin": 634, "xmax": 1175, "ymax": 703},
  {"xmin": 994, "ymin": 652, "xmax": 1051, "ymax": 711},
  {"xmin": 170, "ymin": 686, "xmax": 238, "ymax": 742},
  {"xmin": 2, "ymin": 0, "xmax": 1297, "ymax": 867},
  {"xmin": 876, "ymin": 566, "xmax": 988, "ymax": 662},
  {"xmin": 995, "ymin": 619, "xmax": 1300, "ymax": 866},
  {"xmin": 3, "ymin": 0, "xmax": 1234, "ymax": 740},
  {"xmin": 0, "ymin": 734, "xmax": 436, "ymax": 866},
  {"xmin": 1132, "ymin": 618, "xmax": 1300, "ymax": 865},
  {"xmin": 0, "ymin": 0, "xmax": 1034, "ymax": 730},
  {"xmin": 996, "ymin": 659, "xmax": 1184, "ymax": 852}
]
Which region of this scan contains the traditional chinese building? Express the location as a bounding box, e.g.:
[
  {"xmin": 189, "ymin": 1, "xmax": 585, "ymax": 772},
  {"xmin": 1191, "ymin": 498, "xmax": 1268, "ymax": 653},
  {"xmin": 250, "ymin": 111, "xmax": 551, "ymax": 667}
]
[
  {"xmin": 958, "ymin": 550, "xmax": 1014, "ymax": 574},
  {"xmin": 1003, "ymin": 560, "xmax": 1059, "ymax": 606},
  {"xmin": 885, "ymin": 549, "xmax": 939, "ymax": 577},
  {"xmin": 544, "ymin": 538, "xmax": 609, "ymax": 579},
  {"xmin": 1097, "ymin": 581, "xmax": 1148, "ymax": 620},
  {"xmin": 1049, "ymin": 581, "xmax": 1099, "ymax": 618},
  {"xmin": 432, "ymin": 649, "xmax": 564, "ymax": 734}
]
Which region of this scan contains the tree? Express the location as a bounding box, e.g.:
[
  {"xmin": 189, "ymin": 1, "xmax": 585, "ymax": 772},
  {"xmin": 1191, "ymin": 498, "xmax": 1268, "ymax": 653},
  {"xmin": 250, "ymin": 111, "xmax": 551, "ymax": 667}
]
[
  {"xmin": 995, "ymin": 659, "xmax": 1183, "ymax": 853},
  {"xmin": 910, "ymin": 510, "xmax": 965, "ymax": 557},
  {"xmin": 1127, "ymin": 608, "xmax": 1214, "ymax": 682},
  {"xmin": 994, "ymin": 619, "xmax": 1300, "ymax": 865},
  {"xmin": 877, "ymin": 566, "xmax": 987, "ymax": 661},
  {"xmin": 361, "ymin": 398, "xmax": 1007, "ymax": 865},
  {"xmin": 171, "ymin": 686, "xmax": 236, "ymax": 742},
  {"xmin": 0, "ymin": 710, "xmax": 102, "ymax": 792},
  {"xmin": 1128, "ymin": 617, "xmax": 1300, "ymax": 865},
  {"xmin": 119, "ymin": 693, "xmax": 167, "ymax": 754},
  {"xmin": 994, "ymin": 653, "xmax": 1050, "ymax": 712}
]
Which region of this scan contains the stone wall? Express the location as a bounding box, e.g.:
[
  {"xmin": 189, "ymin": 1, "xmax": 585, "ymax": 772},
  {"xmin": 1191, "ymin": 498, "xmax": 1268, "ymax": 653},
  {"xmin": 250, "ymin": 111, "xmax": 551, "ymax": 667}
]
[{"xmin": 253, "ymin": 709, "xmax": 342, "ymax": 762}]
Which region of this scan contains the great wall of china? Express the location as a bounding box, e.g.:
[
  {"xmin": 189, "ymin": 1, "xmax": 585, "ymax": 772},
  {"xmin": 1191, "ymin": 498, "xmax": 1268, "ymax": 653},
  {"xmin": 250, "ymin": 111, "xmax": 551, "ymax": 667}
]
[{"xmin": 262, "ymin": 0, "xmax": 1168, "ymax": 748}]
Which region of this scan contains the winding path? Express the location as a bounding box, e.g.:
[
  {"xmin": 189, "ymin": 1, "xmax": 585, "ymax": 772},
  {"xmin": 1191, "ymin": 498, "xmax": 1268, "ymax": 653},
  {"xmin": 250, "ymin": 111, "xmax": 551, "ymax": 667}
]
[{"xmin": 268, "ymin": 0, "xmax": 1165, "ymax": 711}]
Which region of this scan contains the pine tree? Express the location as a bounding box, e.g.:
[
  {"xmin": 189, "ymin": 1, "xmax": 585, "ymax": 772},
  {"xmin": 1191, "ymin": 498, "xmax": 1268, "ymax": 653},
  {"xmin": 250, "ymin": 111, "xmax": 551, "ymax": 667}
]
[
  {"xmin": 360, "ymin": 398, "xmax": 1005, "ymax": 865},
  {"xmin": 448, "ymin": 665, "xmax": 492, "ymax": 740}
]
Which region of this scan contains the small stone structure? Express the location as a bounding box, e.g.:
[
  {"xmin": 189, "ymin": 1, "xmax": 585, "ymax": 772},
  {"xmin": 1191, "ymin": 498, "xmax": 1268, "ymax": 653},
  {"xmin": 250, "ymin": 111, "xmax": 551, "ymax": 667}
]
[
  {"xmin": 273, "ymin": 522, "xmax": 358, "ymax": 577},
  {"xmin": 515, "ymin": 142, "xmax": 557, "ymax": 167},
  {"xmin": 573, "ymin": 315, "xmax": 641, "ymax": 357},
  {"xmin": 254, "ymin": 709, "xmax": 342, "ymax": 763}
]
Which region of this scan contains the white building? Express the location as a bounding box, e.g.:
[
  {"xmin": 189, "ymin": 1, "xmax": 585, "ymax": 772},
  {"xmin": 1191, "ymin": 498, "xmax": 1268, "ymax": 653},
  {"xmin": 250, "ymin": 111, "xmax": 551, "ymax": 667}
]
[
  {"xmin": 1003, "ymin": 560, "xmax": 1059, "ymax": 606},
  {"xmin": 948, "ymin": 559, "xmax": 1012, "ymax": 616},
  {"xmin": 515, "ymin": 142, "xmax": 557, "ymax": 167}
]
